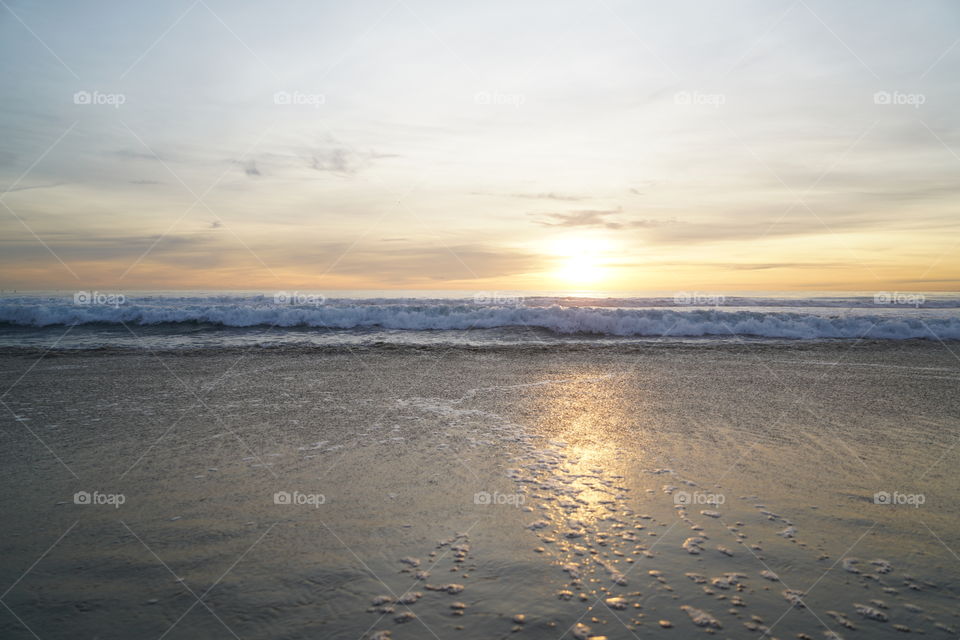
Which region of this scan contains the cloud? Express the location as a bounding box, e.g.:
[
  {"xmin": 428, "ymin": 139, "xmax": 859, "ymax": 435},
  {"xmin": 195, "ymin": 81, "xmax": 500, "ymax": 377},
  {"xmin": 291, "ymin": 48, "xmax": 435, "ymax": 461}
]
[
  {"xmin": 511, "ymin": 192, "xmax": 587, "ymax": 202},
  {"xmin": 310, "ymin": 148, "xmax": 353, "ymax": 174},
  {"xmin": 284, "ymin": 243, "xmax": 543, "ymax": 283},
  {"xmin": 306, "ymin": 147, "xmax": 398, "ymax": 175},
  {"xmin": 719, "ymin": 262, "xmax": 848, "ymax": 271},
  {"xmin": 0, "ymin": 232, "xmax": 220, "ymax": 267},
  {"xmin": 532, "ymin": 208, "xmax": 676, "ymax": 230},
  {"xmin": 641, "ymin": 216, "xmax": 877, "ymax": 245},
  {"xmin": 112, "ymin": 149, "xmax": 162, "ymax": 161},
  {"xmin": 2, "ymin": 182, "xmax": 64, "ymax": 193}
]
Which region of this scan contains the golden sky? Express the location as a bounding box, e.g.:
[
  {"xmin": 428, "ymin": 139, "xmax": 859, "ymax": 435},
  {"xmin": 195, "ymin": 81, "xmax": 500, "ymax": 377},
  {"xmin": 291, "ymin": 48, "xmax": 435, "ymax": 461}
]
[{"xmin": 2, "ymin": 1, "xmax": 959, "ymax": 292}]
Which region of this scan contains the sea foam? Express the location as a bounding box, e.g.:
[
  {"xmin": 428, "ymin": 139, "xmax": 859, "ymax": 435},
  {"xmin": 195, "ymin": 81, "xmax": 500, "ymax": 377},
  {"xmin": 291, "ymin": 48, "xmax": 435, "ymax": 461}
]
[{"xmin": 2, "ymin": 296, "xmax": 959, "ymax": 340}]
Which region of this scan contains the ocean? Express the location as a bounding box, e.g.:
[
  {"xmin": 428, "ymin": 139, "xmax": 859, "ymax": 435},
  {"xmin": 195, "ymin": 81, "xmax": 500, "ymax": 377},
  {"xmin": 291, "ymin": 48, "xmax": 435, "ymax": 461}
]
[{"xmin": 1, "ymin": 290, "xmax": 958, "ymax": 350}]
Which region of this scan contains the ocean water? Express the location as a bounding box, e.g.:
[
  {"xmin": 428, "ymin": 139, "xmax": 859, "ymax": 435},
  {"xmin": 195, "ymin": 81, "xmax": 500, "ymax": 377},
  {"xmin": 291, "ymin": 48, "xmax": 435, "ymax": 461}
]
[{"xmin": 1, "ymin": 290, "xmax": 958, "ymax": 349}]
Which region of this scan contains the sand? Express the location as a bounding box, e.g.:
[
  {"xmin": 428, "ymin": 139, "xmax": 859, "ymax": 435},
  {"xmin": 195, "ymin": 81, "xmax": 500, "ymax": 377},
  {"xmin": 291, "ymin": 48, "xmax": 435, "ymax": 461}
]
[{"xmin": 0, "ymin": 341, "xmax": 958, "ymax": 639}]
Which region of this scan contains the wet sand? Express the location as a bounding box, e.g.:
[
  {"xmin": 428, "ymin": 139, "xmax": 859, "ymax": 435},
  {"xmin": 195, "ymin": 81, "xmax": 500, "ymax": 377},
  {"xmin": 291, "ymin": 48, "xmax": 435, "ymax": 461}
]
[{"xmin": 1, "ymin": 341, "xmax": 959, "ymax": 639}]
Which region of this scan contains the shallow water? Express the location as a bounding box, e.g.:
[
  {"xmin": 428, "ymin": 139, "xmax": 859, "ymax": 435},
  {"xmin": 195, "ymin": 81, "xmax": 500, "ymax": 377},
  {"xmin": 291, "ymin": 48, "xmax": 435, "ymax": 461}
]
[{"xmin": 0, "ymin": 343, "xmax": 958, "ymax": 639}]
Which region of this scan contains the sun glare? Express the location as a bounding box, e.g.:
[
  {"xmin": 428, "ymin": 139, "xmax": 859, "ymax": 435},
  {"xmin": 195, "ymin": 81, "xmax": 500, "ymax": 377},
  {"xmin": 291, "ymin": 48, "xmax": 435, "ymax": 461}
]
[{"xmin": 550, "ymin": 236, "xmax": 611, "ymax": 285}]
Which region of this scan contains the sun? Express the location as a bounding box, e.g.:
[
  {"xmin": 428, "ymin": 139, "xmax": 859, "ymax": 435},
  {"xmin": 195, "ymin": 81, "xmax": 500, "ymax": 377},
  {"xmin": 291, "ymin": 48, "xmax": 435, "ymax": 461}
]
[{"xmin": 549, "ymin": 236, "xmax": 611, "ymax": 286}]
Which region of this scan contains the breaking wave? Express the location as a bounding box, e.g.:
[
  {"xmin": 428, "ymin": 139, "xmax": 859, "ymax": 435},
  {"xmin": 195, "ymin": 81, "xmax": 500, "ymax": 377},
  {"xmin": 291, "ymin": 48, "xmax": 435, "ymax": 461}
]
[{"xmin": 1, "ymin": 296, "xmax": 959, "ymax": 340}]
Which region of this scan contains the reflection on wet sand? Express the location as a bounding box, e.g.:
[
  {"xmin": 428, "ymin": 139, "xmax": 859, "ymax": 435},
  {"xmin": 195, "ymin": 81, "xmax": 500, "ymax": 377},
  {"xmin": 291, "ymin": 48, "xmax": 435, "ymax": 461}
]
[
  {"xmin": 364, "ymin": 371, "xmax": 960, "ymax": 638},
  {"xmin": 2, "ymin": 346, "xmax": 958, "ymax": 640}
]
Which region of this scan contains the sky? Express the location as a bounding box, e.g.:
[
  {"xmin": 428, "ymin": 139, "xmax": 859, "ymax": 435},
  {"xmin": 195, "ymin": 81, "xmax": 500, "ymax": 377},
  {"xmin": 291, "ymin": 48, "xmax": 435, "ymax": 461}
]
[{"xmin": 1, "ymin": 0, "xmax": 959, "ymax": 293}]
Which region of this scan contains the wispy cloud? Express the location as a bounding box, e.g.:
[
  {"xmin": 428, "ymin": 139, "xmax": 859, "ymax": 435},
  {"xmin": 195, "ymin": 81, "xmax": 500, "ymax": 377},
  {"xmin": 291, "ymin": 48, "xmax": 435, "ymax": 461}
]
[{"xmin": 532, "ymin": 209, "xmax": 677, "ymax": 230}]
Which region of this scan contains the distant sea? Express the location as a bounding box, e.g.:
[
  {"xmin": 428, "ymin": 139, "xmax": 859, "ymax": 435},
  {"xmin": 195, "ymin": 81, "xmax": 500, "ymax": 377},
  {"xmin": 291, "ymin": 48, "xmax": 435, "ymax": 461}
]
[{"xmin": 1, "ymin": 290, "xmax": 958, "ymax": 349}]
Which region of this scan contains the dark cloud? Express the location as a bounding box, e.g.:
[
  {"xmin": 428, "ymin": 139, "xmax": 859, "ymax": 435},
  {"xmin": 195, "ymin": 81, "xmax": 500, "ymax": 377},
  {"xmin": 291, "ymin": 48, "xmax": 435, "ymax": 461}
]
[
  {"xmin": 310, "ymin": 148, "xmax": 353, "ymax": 174},
  {"xmin": 306, "ymin": 147, "xmax": 399, "ymax": 175}
]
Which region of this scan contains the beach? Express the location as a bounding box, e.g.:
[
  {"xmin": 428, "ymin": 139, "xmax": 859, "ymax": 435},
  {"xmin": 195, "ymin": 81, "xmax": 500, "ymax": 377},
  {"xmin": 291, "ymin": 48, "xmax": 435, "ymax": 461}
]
[
  {"xmin": 2, "ymin": 340, "xmax": 959, "ymax": 639},
  {"xmin": 5, "ymin": 0, "xmax": 960, "ymax": 636}
]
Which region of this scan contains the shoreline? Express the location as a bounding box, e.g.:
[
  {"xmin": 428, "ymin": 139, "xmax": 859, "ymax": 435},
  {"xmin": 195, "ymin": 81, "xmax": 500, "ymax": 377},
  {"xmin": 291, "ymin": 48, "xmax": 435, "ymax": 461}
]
[{"xmin": 0, "ymin": 336, "xmax": 955, "ymax": 356}]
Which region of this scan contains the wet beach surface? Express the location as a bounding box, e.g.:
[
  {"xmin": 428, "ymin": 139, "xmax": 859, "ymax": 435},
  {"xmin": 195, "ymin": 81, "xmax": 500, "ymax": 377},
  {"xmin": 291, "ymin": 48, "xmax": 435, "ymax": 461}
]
[{"xmin": 1, "ymin": 341, "xmax": 959, "ymax": 639}]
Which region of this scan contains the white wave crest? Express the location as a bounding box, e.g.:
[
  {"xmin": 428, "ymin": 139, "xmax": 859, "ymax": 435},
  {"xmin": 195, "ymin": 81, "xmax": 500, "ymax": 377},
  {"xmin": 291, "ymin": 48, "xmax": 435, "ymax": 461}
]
[{"xmin": 1, "ymin": 298, "xmax": 959, "ymax": 340}]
